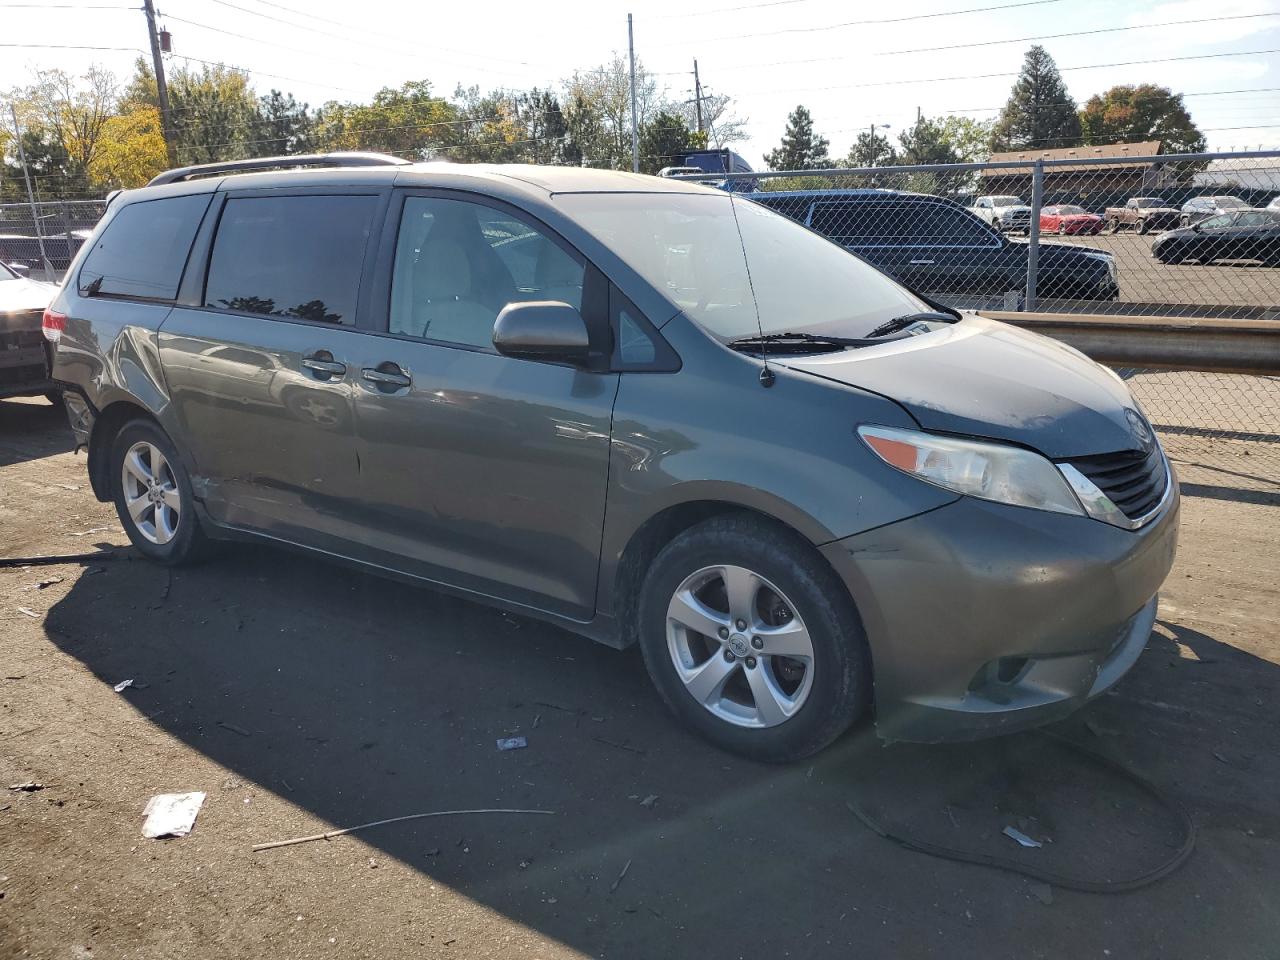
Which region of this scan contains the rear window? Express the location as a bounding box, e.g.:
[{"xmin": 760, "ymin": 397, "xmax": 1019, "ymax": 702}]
[
  {"xmin": 78, "ymin": 194, "xmax": 211, "ymax": 300},
  {"xmin": 203, "ymin": 195, "xmax": 377, "ymax": 325}
]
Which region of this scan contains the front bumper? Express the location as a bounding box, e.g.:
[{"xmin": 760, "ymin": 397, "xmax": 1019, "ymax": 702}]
[{"xmin": 821, "ymin": 489, "xmax": 1179, "ymax": 742}]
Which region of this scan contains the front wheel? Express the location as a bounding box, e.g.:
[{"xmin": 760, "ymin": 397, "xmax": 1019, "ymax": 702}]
[
  {"xmin": 1057, "ymin": 223, "xmax": 1068, "ymax": 235},
  {"xmin": 110, "ymin": 419, "xmax": 209, "ymax": 564},
  {"xmin": 637, "ymin": 515, "xmax": 871, "ymax": 762}
]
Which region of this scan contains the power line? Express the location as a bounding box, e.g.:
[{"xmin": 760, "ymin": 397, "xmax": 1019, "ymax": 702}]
[
  {"xmin": 0, "ymin": 42, "xmax": 142, "ymax": 51},
  {"xmin": 198, "ymin": 0, "xmax": 554, "ymax": 73},
  {"xmin": 737, "ymin": 48, "xmax": 1280, "ymax": 97},
  {"xmin": 648, "ymin": 0, "xmax": 1066, "ymax": 46},
  {"xmin": 698, "ymin": 13, "xmax": 1280, "ymax": 72}
]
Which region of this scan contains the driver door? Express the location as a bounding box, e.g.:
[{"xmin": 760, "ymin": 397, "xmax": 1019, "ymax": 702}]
[{"xmin": 347, "ymin": 192, "xmax": 619, "ymax": 620}]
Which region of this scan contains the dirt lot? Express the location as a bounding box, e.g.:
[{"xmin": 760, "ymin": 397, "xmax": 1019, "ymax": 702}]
[{"xmin": 1, "ymin": 396, "xmax": 1278, "ymax": 960}]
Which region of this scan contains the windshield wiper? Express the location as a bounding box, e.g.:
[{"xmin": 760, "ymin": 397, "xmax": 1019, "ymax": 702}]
[
  {"xmin": 726, "ymin": 331, "xmax": 886, "ymax": 353},
  {"xmin": 864, "ymin": 311, "xmax": 960, "ymax": 339}
]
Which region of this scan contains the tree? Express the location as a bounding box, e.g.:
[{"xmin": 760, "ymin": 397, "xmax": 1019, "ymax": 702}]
[
  {"xmin": 937, "ymin": 116, "xmax": 995, "ymax": 162},
  {"xmin": 897, "ymin": 115, "xmax": 960, "ymax": 165},
  {"xmin": 316, "ymin": 80, "xmax": 458, "ymax": 158},
  {"xmin": 252, "ymin": 89, "xmax": 316, "ymax": 157},
  {"xmin": 1079, "ymin": 84, "xmax": 1205, "ymax": 154},
  {"xmin": 845, "ymin": 129, "xmax": 897, "ymax": 168},
  {"xmin": 13, "ymin": 67, "xmax": 118, "ymax": 193},
  {"xmin": 518, "ymin": 88, "xmax": 572, "ymax": 165},
  {"xmin": 124, "ymin": 60, "xmax": 261, "ymax": 165},
  {"xmin": 564, "ymin": 55, "xmax": 662, "ymax": 168},
  {"xmin": 639, "ymin": 111, "xmax": 701, "ymax": 174},
  {"xmin": 675, "ymin": 90, "xmax": 748, "ymax": 147},
  {"xmin": 991, "ymin": 45, "xmax": 1081, "ymax": 150},
  {"xmin": 765, "ymin": 105, "xmax": 830, "ymax": 171},
  {"xmin": 88, "ymin": 107, "xmax": 167, "ymax": 188}
]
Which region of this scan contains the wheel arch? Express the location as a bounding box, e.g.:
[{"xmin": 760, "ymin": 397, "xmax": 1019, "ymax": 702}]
[
  {"xmin": 607, "ymin": 495, "xmax": 854, "ymax": 651},
  {"xmin": 86, "ymin": 399, "xmax": 178, "ymax": 502}
]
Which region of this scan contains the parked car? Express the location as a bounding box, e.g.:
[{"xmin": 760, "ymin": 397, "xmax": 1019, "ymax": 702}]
[
  {"xmin": 671, "ymin": 148, "xmax": 756, "ymax": 192},
  {"xmin": 1040, "ymin": 204, "xmax": 1104, "ymax": 236},
  {"xmin": 1103, "ymin": 197, "xmax": 1180, "ymax": 234},
  {"xmin": 49, "ymin": 154, "xmax": 1177, "ymax": 759},
  {"xmin": 0, "ymin": 230, "xmax": 90, "ymax": 274},
  {"xmin": 753, "ymin": 189, "xmax": 1118, "ymax": 301},
  {"xmin": 657, "ymin": 166, "xmax": 705, "ymax": 178},
  {"xmin": 1179, "ymin": 195, "xmax": 1252, "ymax": 227},
  {"xmin": 1151, "ymin": 209, "xmax": 1280, "ymax": 265},
  {"xmin": 969, "ymin": 195, "xmax": 1032, "ymax": 234},
  {"xmin": 0, "ymin": 260, "xmax": 60, "ymax": 401}
]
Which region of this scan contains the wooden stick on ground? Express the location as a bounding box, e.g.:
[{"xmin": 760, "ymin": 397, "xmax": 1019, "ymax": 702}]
[{"xmin": 252, "ymin": 808, "xmax": 555, "ymax": 852}]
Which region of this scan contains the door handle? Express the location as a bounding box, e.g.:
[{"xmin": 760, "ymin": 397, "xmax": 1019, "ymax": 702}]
[
  {"xmin": 362, "ymin": 364, "xmax": 412, "ymax": 389},
  {"xmin": 302, "ymin": 352, "xmax": 346, "ymax": 378}
]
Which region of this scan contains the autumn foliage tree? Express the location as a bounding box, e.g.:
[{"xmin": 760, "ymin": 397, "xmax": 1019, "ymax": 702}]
[{"xmin": 1079, "ymin": 84, "xmax": 1205, "ymax": 153}]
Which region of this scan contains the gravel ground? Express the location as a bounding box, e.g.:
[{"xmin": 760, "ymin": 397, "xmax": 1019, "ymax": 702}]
[{"xmin": 1, "ymin": 395, "xmax": 1278, "ymax": 960}]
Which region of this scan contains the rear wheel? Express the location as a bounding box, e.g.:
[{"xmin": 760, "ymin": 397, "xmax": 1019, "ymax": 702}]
[
  {"xmin": 637, "ymin": 515, "xmax": 871, "ymax": 762},
  {"xmin": 1103, "ymin": 218, "xmax": 1118, "ymax": 234},
  {"xmin": 1137, "ymin": 218, "xmax": 1150, "ymax": 235},
  {"xmin": 110, "ymin": 419, "xmax": 210, "ymax": 565}
]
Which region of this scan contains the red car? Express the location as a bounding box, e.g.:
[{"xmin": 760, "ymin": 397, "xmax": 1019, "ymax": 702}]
[{"xmin": 1040, "ymin": 205, "xmax": 1104, "ymax": 235}]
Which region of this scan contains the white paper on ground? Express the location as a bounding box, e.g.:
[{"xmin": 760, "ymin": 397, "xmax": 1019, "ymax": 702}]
[{"xmin": 142, "ymin": 791, "xmax": 206, "ymax": 839}]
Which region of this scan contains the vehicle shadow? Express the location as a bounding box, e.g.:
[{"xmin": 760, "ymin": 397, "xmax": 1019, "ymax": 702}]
[
  {"xmin": 0, "ymin": 396, "xmax": 72, "ymax": 467},
  {"xmin": 43, "ymin": 544, "xmax": 1280, "ymax": 958}
]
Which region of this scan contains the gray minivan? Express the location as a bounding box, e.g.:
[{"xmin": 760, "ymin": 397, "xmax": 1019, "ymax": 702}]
[{"xmin": 47, "ymin": 154, "xmax": 1178, "ymax": 760}]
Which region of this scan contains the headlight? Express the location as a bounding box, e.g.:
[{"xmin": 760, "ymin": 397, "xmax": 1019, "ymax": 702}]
[{"xmin": 858, "ymin": 425, "xmax": 1084, "ymax": 516}]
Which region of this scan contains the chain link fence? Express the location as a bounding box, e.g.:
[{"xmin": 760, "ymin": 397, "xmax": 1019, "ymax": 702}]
[
  {"xmin": 677, "ymin": 151, "xmax": 1280, "ymax": 487},
  {"xmin": 0, "ymin": 200, "xmax": 107, "ymax": 280}
]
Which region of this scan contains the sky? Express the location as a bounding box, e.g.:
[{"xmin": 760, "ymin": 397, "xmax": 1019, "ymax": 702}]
[{"xmin": 2, "ymin": 0, "xmax": 1278, "ymax": 167}]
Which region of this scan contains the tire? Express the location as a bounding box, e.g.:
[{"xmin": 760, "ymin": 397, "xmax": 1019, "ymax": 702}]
[
  {"xmin": 1137, "ymin": 218, "xmax": 1149, "ymax": 235},
  {"xmin": 1103, "ymin": 219, "xmax": 1118, "ymax": 235},
  {"xmin": 1057, "ymin": 223, "xmax": 1067, "ymax": 235},
  {"xmin": 636, "ymin": 514, "xmax": 871, "ymax": 762},
  {"xmin": 110, "ymin": 419, "xmax": 210, "ymax": 565}
]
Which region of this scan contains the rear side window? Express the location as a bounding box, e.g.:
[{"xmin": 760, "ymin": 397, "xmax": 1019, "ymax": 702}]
[
  {"xmin": 203, "ymin": 195, "xmax": 377, "ymax": 325},
  {"xmin": 79, "ymin": 194, "xmax": 210, "ymax": 300}
]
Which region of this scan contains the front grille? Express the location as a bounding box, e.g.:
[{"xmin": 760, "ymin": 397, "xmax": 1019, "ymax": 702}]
[{"xmin": 1064, "ymin": 446, "xmax": 1168, "ymax": 520}]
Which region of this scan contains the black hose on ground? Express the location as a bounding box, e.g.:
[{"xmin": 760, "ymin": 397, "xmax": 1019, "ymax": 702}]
[
  {"xmin": 0, "ymin": 550, "xmax": 122, "ymax": 568},
  {"xmin": 847, "ymin": 730, "xmax": 1196, "ymax": 893}
]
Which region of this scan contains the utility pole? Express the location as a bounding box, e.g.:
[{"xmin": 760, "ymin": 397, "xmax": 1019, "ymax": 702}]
[
  {"xmin": 693, "ymin": 59, "xmax": 703, "ymax": 135},
  {"xmin": 142, "ymin": 0, "xmax": 177, "ymax": 165},
  {"xmin": 9, "ymin": 105, "xmax": 52, "ymax": 280},
  {"xmin": 627, "ymin": 13, "xmax": 639, "ymax": 173}
]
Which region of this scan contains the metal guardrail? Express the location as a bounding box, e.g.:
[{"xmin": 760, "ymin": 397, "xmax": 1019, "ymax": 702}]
[{"xmin": 986, "ymin": 312, "xmax": 1280, "ymax": 375}]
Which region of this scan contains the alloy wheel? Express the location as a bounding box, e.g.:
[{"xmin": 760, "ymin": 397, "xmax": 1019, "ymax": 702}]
[
  {"xmin": 120, "ymin": 440, "xmax": 181, "ymax": 545},
  {"xmin": 665, "ymin": 564, "xmax": 815, "ymax": 728}
]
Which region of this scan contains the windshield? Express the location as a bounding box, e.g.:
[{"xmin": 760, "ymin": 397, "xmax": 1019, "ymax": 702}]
[
  {"xmin": 1215, "ymin": 197, "xmax": 1249, "ymax": 208},
  {"xmin": 992, "ymin": 196, "xmax": 1021, "ymax": 207},
  {"xmin": 1056, "ymin": 205, "xmax": 1088, "ymax": 215},
  {"xmin": 0, "ymin": 262, "xmax": 17, "ymax": 281},
  {"xmin": 560, "ymin": 192, "xmax": 929, "ymax": 341}
]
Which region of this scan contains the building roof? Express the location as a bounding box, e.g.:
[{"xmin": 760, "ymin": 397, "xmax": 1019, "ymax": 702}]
[{"xmin": 983, "ymin": 141, "xmax": 1164, "ymax": 175}]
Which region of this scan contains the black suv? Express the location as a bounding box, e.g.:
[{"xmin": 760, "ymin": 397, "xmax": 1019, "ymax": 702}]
[{"xmin": 752, "ymin": 189, "xmax": 1119, "ymax": 303}]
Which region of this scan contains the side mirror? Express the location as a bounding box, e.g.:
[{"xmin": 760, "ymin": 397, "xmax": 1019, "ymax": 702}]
[
  {"xmin": 7, "ymin": 262, "xmax": 30, "ymax": 276},
  {"xmin": 493, "ymin": 301, "xmax": 591, "ymax": 366},
  {"xmin": 1191, "ymin": 222, "xmax": 1201, "ymax": 232}
]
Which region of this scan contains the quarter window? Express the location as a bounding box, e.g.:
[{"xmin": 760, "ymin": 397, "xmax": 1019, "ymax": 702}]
[
  {"xmin": 389, "ymin": 197, "xmax": 584, "ymax": 349},
  {"xmin": 203, "ymin": 195, "xmax": 377, "ymax": 325},
  {"xmin": 79, "ymin": 194, "xmax": 211, "ymax": 300}
]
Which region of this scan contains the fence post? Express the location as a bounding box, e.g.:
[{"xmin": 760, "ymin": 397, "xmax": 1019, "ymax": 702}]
[{"xmin": 1026, "ymin": 158, "xmax": 1044, "ymax": 311}]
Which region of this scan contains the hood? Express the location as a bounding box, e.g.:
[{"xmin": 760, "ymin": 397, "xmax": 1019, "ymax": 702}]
[
  {"xmin": 995, "ymin": 206, "xmax": 1031, "ymax": 217},
  {"xmin": 0, "ymin": 274, "xmax": 56, "ymax": 315},
  {"xmin": 778, "ymin": 315, "xmax": 1143, "ymax": 459}
]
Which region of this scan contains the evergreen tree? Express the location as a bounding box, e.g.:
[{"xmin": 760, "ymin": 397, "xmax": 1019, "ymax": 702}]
[
  {"xmin": 845, "ymin": 129, "xmax": 896, "ymax": 168},
  {"xmin": 252, "ymin": 90, "xmax": 316, "ymax": 157},
  {"xmin": 765, "ymin": 105, "xmax": 830, "ymax": 170},
  {"xmin": 640, "ymin": 111, "xmax": 699, "ymax": 173},
  {"xmin": 991, "ymin": 45, "xmax": 1081, "ymax": 150},
  {"xmin": 897, "ymin": 116, "xmax": 960, "ymax": 165}
]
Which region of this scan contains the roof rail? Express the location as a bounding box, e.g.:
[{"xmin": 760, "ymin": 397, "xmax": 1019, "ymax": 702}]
[{"xmin": 146, "ymin": 152, "xmax": 410, "ymax": 187}]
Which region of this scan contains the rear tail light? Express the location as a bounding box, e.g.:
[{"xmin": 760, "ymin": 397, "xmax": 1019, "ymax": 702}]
[{"xmin": 42, "ymin": 307, "xmax": 66, "ymax": 343}]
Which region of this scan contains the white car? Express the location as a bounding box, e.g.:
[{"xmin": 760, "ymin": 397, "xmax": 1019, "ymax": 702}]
[{"xmin": 970, "ymin": 195, "xmax": 1032, "ymax": 234}]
